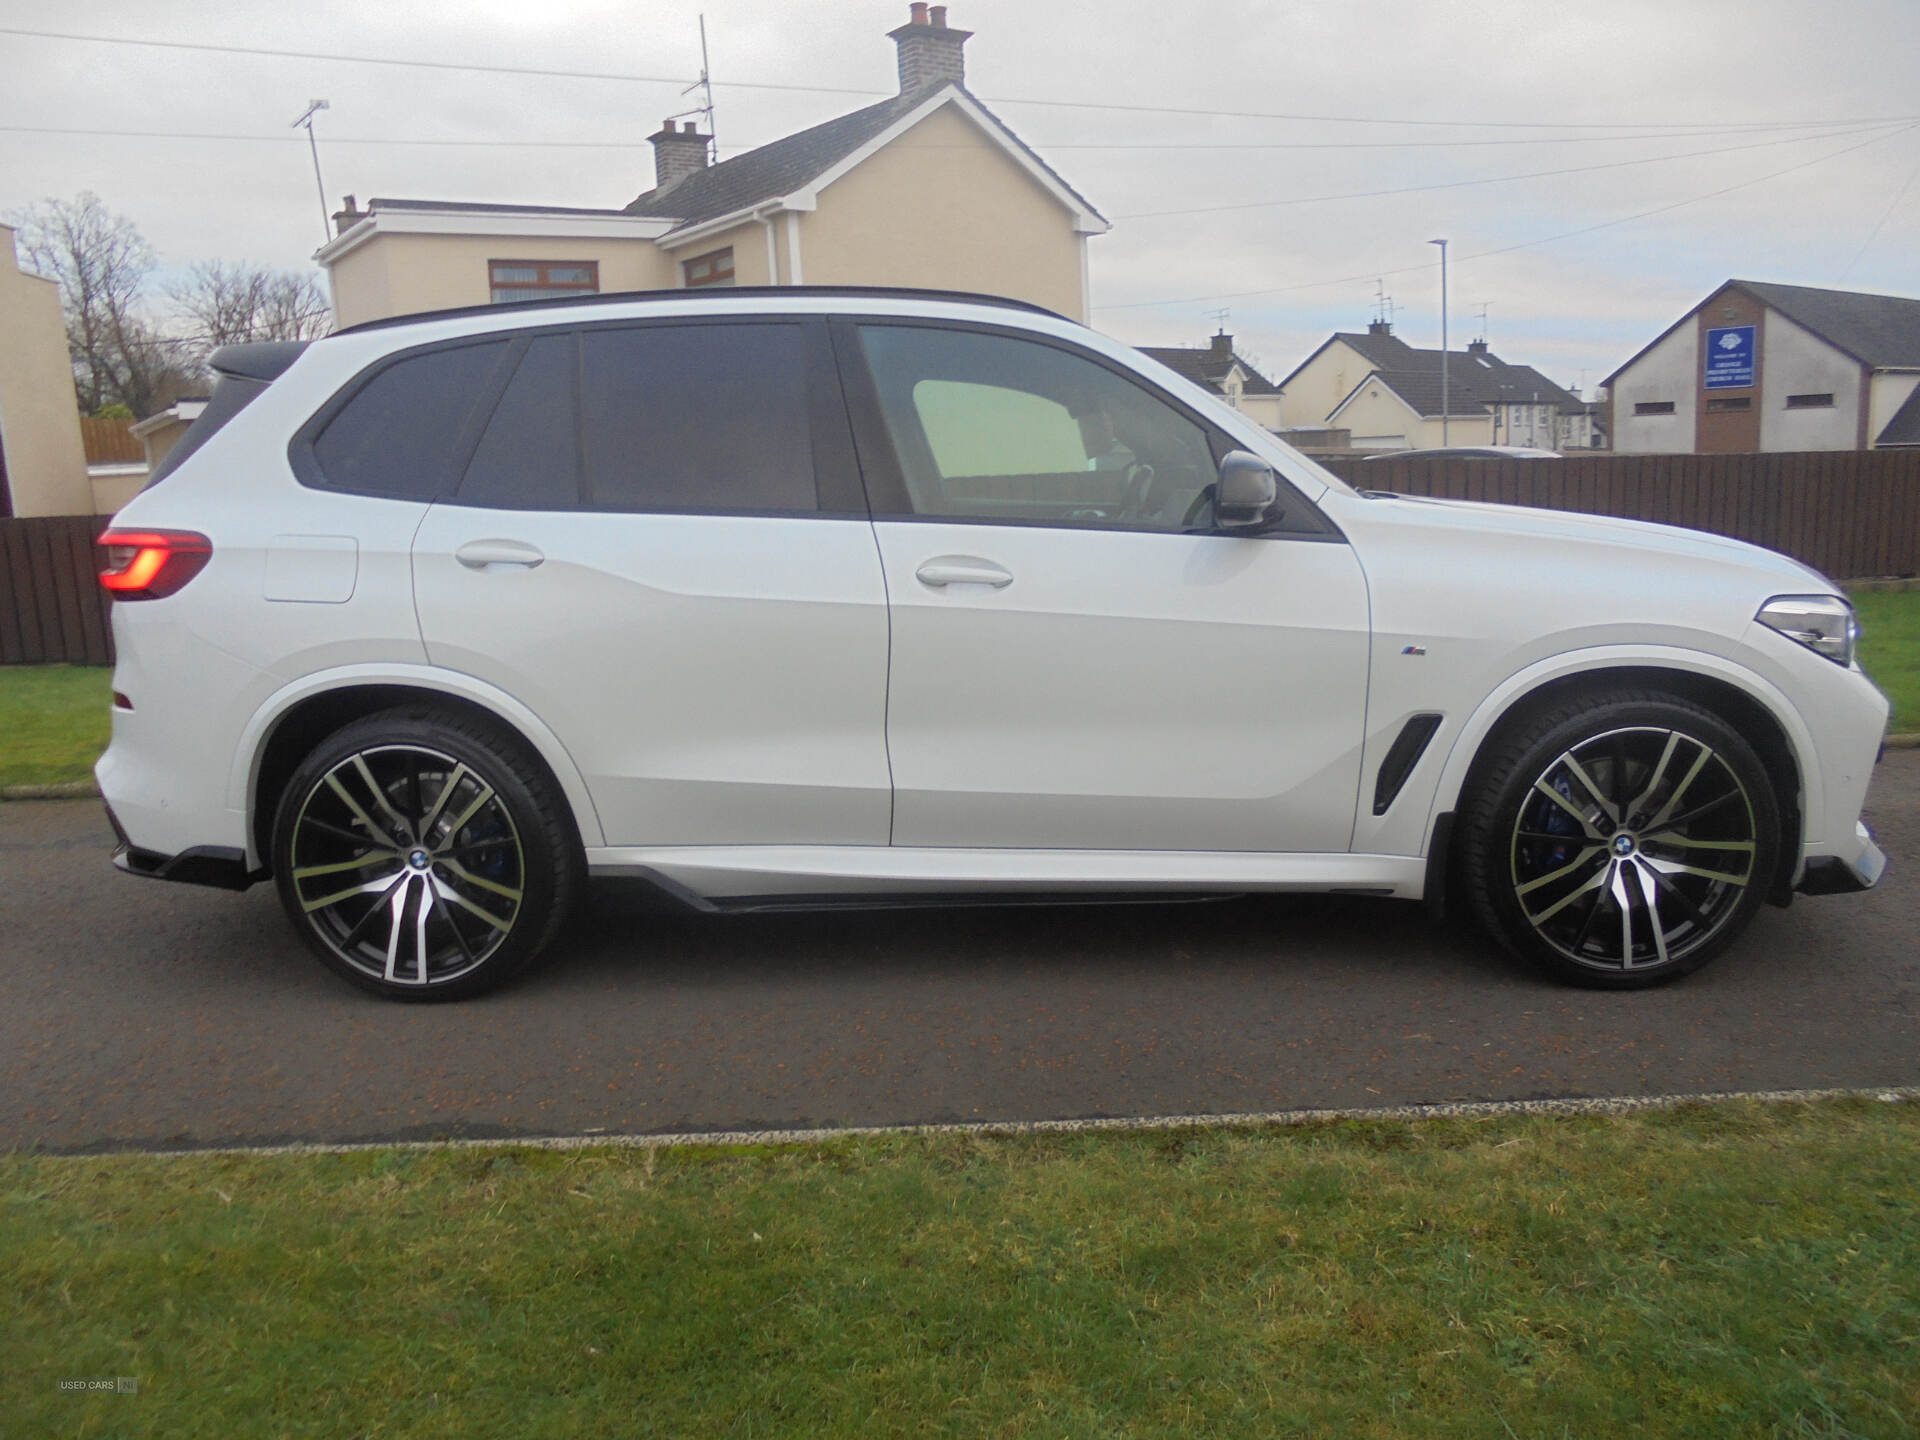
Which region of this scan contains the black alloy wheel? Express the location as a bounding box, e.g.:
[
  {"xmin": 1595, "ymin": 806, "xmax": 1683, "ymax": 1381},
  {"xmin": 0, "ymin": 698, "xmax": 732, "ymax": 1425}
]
[
  {"xmin": 1462, "ymin": 691, "xmax": 1780, "ymax": 988},
  {"xmin": 271, "ymin": 706, "xmax": 580, "ymax": 1000}
]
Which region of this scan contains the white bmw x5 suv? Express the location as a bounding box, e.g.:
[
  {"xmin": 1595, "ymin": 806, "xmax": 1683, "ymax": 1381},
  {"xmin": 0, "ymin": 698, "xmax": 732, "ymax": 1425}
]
[{"xmin": 96, "ymin": 287, "xmax": 1888, "ymax": 999}]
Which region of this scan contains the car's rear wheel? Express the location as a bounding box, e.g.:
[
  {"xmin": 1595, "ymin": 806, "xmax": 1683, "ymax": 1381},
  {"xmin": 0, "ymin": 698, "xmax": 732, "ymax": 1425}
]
[
  {"xmin": 1461, "ymin": 691, "xmax": 1781, "ymax": 988},
  {"xmin": 270, "ymin": 706, "xmax": 581, "ymax": 1000}
]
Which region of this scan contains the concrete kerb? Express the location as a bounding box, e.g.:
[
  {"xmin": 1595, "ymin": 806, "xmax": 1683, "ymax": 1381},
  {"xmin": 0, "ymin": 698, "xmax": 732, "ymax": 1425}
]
[
  {"xmin": 0, "ymin": 780, "xmax": 101, "ymax": 801},
  {"xmin": 44, "ymin": 1084, "xmax": 1920, "ymax": 1161}
]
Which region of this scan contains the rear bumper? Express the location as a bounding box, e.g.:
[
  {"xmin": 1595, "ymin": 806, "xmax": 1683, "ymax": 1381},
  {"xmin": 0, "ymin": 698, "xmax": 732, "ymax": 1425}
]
[{"xmin": 105, "ymin": 804, "xmax": 257, "ymax": 892}]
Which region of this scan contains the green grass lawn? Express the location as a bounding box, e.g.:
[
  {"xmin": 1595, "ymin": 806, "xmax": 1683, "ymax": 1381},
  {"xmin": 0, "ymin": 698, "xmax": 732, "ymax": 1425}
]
[
  {"xmin": 1852, "ymin": 588, "xmax": 1920, "ymax": 728},
  {"xmin": 6, "ymin": 1098, "xmax": 1919, "ymax": 1437},
  {"xmin": 0, "ymin": 663, "xmax": 111, "ymax": 788}
]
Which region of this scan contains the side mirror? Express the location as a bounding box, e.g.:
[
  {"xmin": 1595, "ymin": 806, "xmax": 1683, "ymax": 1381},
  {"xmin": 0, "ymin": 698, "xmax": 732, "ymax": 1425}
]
[{"xmin": 1214, "ymin": 450, "xmax": 1277, "ymax": 528}]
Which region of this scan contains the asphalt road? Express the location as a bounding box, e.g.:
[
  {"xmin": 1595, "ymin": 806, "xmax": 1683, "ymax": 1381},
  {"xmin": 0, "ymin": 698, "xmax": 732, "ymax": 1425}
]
[{"xmin": 4, "ymin": 754, "xmax": 1916, "ymax": 1154}]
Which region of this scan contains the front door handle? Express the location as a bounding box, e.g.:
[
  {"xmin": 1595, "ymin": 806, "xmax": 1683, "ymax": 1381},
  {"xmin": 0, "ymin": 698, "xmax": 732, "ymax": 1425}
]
[
  {"xmin": 914, "ymin": 556, "xmax": 1013, "ymax": 589},
  {"xmin": 455, "ymin": 539, "xmax": 546, "ymax": 570}
]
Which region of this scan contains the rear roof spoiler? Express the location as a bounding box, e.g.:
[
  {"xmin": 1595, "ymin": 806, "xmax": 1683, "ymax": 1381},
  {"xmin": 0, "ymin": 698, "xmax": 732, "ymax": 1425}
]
[{"xmin": 209, "ymin": 339, "xmax": 310, "ymax": 384}]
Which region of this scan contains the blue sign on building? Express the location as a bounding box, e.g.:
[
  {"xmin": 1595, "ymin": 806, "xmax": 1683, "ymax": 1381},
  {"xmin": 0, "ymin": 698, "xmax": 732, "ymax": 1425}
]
[{"xmin": 1704, "ymin": 325, "xmax": 1756, "ymax": 389}]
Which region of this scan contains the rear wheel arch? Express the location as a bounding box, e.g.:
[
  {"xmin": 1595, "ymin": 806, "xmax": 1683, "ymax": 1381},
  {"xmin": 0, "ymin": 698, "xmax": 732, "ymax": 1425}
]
[
  {"xmin": 1446, "ymin": 664, "xmax": 1804, "ymax": 903},
  {"xmin": 248, "ymin": 680, "xmax": 597, "ymax": 874}
]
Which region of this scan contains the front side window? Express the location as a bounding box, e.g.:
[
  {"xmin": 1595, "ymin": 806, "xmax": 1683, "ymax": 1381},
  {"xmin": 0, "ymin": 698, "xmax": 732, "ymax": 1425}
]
[
  {"xmin": 855, "ymin": 325, "xmax": 1218, "ymax": 530},
  {"xmin": 489, "ymin": 260, "xmax": 598, "ymax": 304},
  {"xmin": 579, "ymin": 323, "xmax": 815, "ymax": 512}
]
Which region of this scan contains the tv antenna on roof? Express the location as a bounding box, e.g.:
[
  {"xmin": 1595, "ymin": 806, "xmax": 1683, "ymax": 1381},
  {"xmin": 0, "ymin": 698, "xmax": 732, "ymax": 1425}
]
[
  {"xmin": 1474, "ymin": 301, "xmax": 1491, "ymax": 343},
  {"xmin": 1371, "ymin": 279, "xmax": 1398, "ymax": 327},
  {"xmin": 666, "ymin": 15, "xmax": 718, "ymax": 162},
  {"xmin": 1207, "ymin": 306, "xmax": 1231, "ymax": 334},
  {"xmin": 291, "ymin": 99, "xmax": 331, "ymax": 246}
]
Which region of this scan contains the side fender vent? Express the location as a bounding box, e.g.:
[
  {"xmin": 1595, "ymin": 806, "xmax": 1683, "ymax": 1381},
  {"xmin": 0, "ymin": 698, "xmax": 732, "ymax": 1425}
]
[{"xmin": 1373, "ymin": 713, "xmax": 1444, "ymax": 816}]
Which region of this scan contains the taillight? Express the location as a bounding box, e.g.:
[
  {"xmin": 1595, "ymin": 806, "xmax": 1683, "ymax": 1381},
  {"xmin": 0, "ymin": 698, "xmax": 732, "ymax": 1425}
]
[{"xmin": 97, "ymin": 529, "xmax": 213, "ymax": 600}]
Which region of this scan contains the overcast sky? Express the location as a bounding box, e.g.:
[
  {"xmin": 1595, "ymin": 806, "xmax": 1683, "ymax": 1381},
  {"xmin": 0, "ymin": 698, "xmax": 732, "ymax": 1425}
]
[{"xmin": 3, "ymin": 0, "xmax": 1917, "ymax": 395}]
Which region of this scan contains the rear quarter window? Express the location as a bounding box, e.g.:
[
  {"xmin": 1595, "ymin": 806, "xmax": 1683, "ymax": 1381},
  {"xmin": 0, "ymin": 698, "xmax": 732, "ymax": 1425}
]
[{"xmin": 302, "ymin": 340, "xmax": 512, "ymax": 500}]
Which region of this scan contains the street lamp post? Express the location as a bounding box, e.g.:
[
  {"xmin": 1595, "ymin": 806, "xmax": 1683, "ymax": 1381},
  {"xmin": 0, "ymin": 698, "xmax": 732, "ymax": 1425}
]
[{"xmin": 1429, "ymin": 237, "xmax": 1449, "ymax": 445}]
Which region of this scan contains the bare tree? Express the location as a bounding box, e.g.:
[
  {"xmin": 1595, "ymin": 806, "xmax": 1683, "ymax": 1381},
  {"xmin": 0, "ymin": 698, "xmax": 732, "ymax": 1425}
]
[
  {"xmin": 10, "ymin": 191, "xmax": 188, "ymax": 417},
  {"xmin": 166, "ymin": 261, "xmax": 332, "ymax": 357}
]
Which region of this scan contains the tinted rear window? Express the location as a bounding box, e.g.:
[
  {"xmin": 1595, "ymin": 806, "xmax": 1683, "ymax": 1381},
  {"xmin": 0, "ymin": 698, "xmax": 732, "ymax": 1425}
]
[
  {"xmin": 311, "ymin": 340, "xmax": 510, "ymax": 500},
  {"xmin": 579, "ymin": 323, "xmax": 815, "ymax": 512},
  {"xmin": 458, "ymin": 335, "xmax": 579, "ymax": 510}
]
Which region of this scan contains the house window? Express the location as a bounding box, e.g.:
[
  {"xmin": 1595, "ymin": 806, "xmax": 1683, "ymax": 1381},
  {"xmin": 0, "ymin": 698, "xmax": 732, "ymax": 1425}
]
[
  {"xmin": 1706, "ymin": 396, "xmax": 1752, "ymax": 413},
  {"xmin": 1634, "ymin": 401, "xmax": 1676, "ymax": 416},
  {"xmin": 489, "ymin": 261, "xmax": 599, "ymax": 304},
  {"xmin": 681, "ymin": 249, "xmax": 735, "ymax": 288},
  {"xmin": 1786, "ymin": 393, "xmax": 1835, "ymax": 409}
]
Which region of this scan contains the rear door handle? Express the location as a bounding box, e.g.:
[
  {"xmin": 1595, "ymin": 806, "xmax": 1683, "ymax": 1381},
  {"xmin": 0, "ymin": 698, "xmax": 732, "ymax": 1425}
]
[
  {"xmin": 914, "ymin": 556, "xmax": 1013, "ymax": 589},
  {"xmin": 455, "ymin": 539, "xmax": 545, "ymax": 570}
]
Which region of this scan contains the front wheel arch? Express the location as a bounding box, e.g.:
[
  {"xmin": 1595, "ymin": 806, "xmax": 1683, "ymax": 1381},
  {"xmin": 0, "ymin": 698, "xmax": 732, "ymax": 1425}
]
[{"xmin": 1444, "ymin": 665, "xmax": 1804, "ymax": 906}]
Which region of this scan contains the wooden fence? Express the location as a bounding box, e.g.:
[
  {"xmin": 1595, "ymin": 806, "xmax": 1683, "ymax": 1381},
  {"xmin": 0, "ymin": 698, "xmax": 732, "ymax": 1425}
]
[
  {"xmin": 79, "ymin": 416, "xmax": 143, "ymax": 466},
  {"xmin": 1317, "ymin": 449, "xmax": 1920, "ymax": 582},
  {"xmin": 0, "ymin": 515, "xmax": 114, "ymax": 666}
]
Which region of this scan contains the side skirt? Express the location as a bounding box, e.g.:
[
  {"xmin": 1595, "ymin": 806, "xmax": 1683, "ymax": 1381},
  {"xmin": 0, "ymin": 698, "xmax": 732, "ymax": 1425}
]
[{"xmin": 586, "ymin": 845, "xmax": 1426, "ymax": 910}]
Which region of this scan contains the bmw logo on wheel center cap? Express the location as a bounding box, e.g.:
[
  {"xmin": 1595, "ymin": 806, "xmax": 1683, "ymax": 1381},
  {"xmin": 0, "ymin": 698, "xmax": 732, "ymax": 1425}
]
[
  {"xmin": 408, "ymin": 848, "xmax": 432, "ymax": 871},
  {"xmin": 1611, "ymin": 833, "xmax": 1637, "ymax": 858}
]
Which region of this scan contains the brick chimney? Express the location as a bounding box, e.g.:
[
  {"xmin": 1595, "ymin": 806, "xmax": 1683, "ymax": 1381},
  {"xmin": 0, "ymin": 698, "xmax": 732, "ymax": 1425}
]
[
  {"xmin": 1367, "ymin": 319, "xmax": 1393, "ymax": 336},
  {"xmin": 1209, "ymin": 331, "xmax": 1233, "ymax": 360},
  {"xmin": 332, "ymin": 194, "xmax": 363, "ymax": 236},
  {"xmin": 888, "ymin": 4, "xmax": 972, "ymax": 94},
  {"xmin": 649, "ymin": 120, "xmax": 710, "ymax": 190},
  {"xmin": 1466, "ymin": 338, "xmax": 1490, "ymax": 356}
]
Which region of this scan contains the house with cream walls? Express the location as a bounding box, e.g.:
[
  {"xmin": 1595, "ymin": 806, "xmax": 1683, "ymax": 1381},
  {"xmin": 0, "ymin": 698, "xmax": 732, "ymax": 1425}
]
[
  {"xmin": 1138, "ymin": 332, "xmax": 1284, "ymax": 429},
  {"xmin": 317, "ymin": 6, "xmax": 1108, "ymax": 328},
  {"xmin": 1276, "ymin": 322, "xmax": 1579, "ymax": 453},
  {"xmin": 1606, "ymin": 279, "xmax": 1920, "ymax": 454},
  {"xmin": 0, "ymin": 223, "xmax": 92, "ymax": 518}
]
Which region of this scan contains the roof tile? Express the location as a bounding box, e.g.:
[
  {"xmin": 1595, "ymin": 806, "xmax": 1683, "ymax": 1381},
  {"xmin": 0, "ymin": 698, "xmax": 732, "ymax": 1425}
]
[{"xmin": 1738, "ymin": 279, "xmax": 1920, "ymax": 369}]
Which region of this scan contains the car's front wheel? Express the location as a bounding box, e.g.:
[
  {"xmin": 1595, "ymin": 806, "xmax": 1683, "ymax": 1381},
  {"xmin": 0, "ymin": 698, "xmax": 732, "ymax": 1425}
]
[
  {"xmin": 270, "ymin": 706, "xmax": 581, "ymax": 1000},
  {"xmin": 1461, "ymin": 690, "xmax": 1781, "ymax": 988}
]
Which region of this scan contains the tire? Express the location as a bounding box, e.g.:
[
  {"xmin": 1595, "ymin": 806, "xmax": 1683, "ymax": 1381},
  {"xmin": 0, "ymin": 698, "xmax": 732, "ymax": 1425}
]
[
  {"xmin": 270, "ymin": 705, "xmax": 582, "ymax": 1001},
  {"xmin": 1459, "ymin": 689, "xmax": 1781, "ymax": 989}
]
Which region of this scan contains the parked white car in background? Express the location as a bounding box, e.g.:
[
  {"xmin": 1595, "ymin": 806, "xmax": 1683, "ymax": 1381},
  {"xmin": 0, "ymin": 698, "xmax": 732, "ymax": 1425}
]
[
  {"xmin": 96, "ymin": 287, "xmax": 1888, "ymax": 999},
  {"xmin": 1365, "ymin": 446, "xmax": 1563, "ymax": 460}
]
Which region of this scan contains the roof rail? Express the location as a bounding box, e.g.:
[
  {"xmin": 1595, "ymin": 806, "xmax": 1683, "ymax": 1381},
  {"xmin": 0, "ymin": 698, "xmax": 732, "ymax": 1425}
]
[{"xmin": 335, "ymin": 284, "xmax": 1070, "ymax": 336}]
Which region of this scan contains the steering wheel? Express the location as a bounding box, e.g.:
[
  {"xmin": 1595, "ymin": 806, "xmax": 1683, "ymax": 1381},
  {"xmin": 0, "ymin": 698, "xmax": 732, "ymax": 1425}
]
[{"xmin": 1119, "ymin": 461, "xmax": 1158, "ymax": 521}]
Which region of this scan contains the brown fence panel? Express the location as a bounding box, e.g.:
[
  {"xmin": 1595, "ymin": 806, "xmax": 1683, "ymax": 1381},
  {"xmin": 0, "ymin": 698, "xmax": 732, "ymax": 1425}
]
[
  {"xmin": 1317, "ymin": 450, "xmax": 1920, "ymax": 580},
  {"xmin": 0, "ymin": 516, "xmax": 114, "ymax": 666},
  {"xmin": 78, "ymin": 416, "xmax": 143, "ymax": 465}
]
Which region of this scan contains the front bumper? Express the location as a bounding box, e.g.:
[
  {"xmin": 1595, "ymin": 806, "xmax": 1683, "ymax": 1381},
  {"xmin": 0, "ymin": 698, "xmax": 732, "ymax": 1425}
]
[{"xmin": 1798, "ymin": 822, "xmax": 1888, "ymax": 895}]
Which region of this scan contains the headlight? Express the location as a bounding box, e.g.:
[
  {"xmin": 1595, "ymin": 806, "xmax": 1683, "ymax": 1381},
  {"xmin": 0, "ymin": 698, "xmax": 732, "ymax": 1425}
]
[{"xmin": 1756, "ymin": 594, "xmax": 1858, "ymax": 666}]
